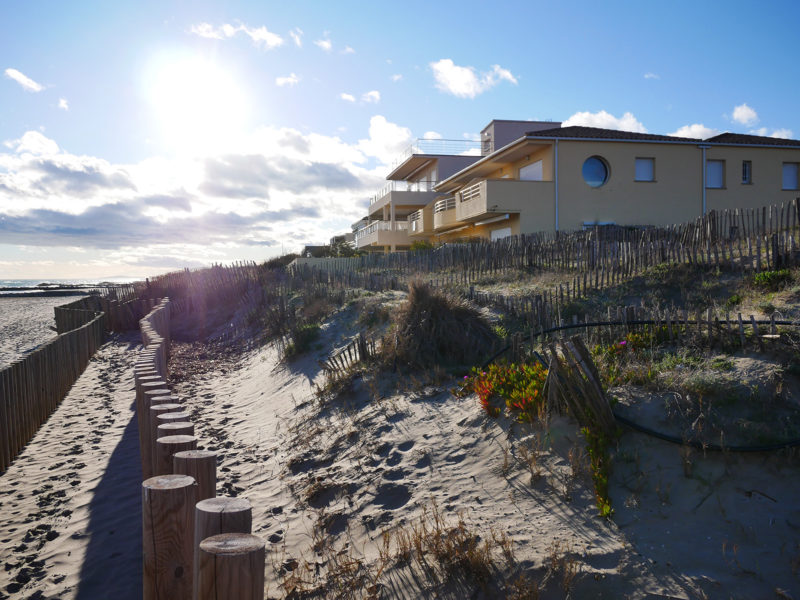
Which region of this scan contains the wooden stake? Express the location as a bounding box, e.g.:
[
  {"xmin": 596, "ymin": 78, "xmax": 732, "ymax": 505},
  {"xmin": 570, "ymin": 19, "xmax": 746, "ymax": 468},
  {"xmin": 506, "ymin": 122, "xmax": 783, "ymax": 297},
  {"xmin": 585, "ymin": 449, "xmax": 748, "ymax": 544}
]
[
  {"xmin": 174, "ymin": 450, "xmax": 217, "ymax": 502},
  {"xmin": 155, "ymin": 435, "xmax": 197, "ymax": 477},
  {"xmin": 142, "ymin": 474, "xmax": 198, "ymax": 600},
  {"xmin": 196, "ymin": 533, "xmax": 264, "ymax": 600}
]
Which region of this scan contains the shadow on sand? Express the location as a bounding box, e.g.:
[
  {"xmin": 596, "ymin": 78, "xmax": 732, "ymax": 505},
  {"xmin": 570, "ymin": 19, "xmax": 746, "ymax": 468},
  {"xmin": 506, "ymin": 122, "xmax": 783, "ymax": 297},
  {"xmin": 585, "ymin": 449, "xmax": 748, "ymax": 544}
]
[{"xmin": 75, "ymin": 407, "xmax": 142, "ymax": 600}]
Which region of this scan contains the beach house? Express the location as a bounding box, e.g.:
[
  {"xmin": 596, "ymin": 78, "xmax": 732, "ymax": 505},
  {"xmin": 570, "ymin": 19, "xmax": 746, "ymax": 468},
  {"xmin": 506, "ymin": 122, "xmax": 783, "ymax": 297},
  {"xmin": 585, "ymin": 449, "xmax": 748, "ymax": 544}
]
[
  {"xmin": 355, "ymin": 120, "xmax": 800, "ymax": 250},
  {"xmin": 353, "ymin": 120, "xmax": 560, "ymax": 252}
]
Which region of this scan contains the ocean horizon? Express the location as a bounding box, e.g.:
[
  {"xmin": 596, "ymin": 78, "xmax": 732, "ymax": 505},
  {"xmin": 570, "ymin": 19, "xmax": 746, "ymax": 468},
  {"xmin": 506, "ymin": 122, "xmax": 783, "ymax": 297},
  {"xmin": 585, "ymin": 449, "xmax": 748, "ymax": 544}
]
[{"xmin": 0, "ymin": 277, "xmax": 140, "ymax": 288}]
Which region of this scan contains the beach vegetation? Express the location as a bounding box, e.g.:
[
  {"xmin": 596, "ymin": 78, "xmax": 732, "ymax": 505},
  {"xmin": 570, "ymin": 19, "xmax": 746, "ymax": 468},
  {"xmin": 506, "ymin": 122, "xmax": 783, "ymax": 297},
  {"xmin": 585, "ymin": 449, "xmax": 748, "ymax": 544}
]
[
  {"xmin": 381, "ymin": 281, "xmax": 497, "ymax": 370},
  {"xmin": 284, "ymin": 323, "xmax": 321, "ymax": 358}
]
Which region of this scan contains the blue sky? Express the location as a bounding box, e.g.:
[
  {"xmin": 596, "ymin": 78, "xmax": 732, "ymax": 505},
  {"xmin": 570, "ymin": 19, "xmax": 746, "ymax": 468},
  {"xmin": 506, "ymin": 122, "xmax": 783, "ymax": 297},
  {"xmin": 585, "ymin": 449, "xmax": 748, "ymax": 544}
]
[{"xmin": 1, "ymin": 0, "xmax": 799, "ymax": 279}]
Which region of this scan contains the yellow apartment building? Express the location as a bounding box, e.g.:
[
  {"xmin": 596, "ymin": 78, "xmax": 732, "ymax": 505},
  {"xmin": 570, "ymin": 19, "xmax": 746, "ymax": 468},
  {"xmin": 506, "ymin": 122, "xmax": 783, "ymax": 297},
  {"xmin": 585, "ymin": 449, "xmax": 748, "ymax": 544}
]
[{"xmin": 423, "ymin": 127, "xmax": 800, "ymax": 243}]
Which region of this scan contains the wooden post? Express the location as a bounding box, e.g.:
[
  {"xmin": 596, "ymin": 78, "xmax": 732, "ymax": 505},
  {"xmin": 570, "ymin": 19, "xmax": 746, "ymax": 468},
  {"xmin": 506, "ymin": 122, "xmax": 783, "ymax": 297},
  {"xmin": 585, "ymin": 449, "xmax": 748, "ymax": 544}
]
[
  {"xmin": 158, "ymin": 422, "xmax": 195, "ymax": 439},
  {"xmin": 174, "ymin": 450, "xmax": 217, "ymax": 502},
  {"xmin": 142, "ymin": 474, "xmax": 198, "ymax": 600},
  {"xmin": 196, "ymin": 534, "xmax": 264, "ymax": 600},
  {"xmin": 193, "ymin": 497, "xmax": 252, "ymax": 600},
  {"xmin": 155, "ymin": 435, "xmax": 197, "ymax": 476}
]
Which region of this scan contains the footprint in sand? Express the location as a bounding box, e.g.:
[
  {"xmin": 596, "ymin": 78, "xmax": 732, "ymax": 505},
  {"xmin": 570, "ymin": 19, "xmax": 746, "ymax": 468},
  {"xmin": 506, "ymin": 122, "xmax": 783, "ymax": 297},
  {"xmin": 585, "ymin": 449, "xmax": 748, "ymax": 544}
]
[{"xmin": 372, "ymin": 483, "xmax": 411, "ymax": 510}]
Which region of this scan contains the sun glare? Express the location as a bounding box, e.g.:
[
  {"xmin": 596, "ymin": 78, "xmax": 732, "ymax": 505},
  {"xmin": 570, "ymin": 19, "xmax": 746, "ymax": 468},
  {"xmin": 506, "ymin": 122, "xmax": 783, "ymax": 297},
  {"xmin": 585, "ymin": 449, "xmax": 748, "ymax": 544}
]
[{"xmin": 144, "ymin": 52, "xmax": 250, "ymax": 156}]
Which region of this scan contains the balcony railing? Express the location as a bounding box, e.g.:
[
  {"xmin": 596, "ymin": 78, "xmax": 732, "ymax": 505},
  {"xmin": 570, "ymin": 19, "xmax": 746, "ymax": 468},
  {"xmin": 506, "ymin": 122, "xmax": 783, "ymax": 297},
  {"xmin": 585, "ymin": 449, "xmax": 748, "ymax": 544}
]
[
  {"xmin": 434, "ymin": 197, "xmax": 456, "ymax": 213},
  {"xmin": 391, "ymin": 138, "xmax": 482, "ymax": 172},
  {"xmin": 370, "ymin": 180, "xmax": 442, "ymax": 206},
  {"xmin": 354, "ymin": 220, "xmax": 409, "ymax": 243},
  {"xmin": 458, "ymin": 181, "xmax": 483, "ymax": 204}
]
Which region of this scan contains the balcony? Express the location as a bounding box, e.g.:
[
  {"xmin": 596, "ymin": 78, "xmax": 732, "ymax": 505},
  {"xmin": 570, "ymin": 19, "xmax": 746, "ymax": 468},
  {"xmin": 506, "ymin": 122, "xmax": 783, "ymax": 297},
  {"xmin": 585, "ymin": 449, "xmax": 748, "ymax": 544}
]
[
  {"xmin": 354, "ymin": 220, "xmax": 412, "ymax": 249},
  {"xmin": 456, "ymin": 179, "xmax": 554, "ymax": 222},
  {"xmin": 407, "ymin": 206, "xmax": 433, "ymax": 237},
  {"xmin": 370, "ymin": 180, "xmax": 439, "ymax": 206},
  {"xmin": 432, "ymin": 197, "xmax": 464, "ymax": 231}
]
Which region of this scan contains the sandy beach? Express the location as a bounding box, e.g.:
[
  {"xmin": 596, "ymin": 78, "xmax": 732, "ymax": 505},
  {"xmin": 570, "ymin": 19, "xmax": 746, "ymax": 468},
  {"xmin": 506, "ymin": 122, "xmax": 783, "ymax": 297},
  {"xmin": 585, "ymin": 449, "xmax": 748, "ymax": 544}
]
[
  {"xmin": 0, "ymin": 296, "xmax": 82, "ymax": 369},
  {"xmin": 2, "ymin": 291, "xmax": 799, "ymax": 599}
]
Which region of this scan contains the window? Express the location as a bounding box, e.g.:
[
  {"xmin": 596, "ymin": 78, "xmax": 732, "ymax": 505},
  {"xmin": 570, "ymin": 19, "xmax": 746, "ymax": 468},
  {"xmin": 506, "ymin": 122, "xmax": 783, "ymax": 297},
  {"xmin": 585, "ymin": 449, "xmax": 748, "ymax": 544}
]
[
  {"xmin": 634, "ymin": 157, "xmax": 655, "ymax": 182},
  {"xmin": 491, "ymin": 227, "xmax": 512, "ymax": 241},
  {"xmin": 742, "ymin": 160, "xmax": 752, "ymax": 184},
  {"xmin": 706, "ymin": 160, "xmax": 724, "ymax": 189},
  {"xmin": 519, "ymin": 160, "xmax": 543, "ymax": 181},
  {"xmin": 582, "ymin": 156, "xmax": 609, "ymax": 187},
  {"xmin": 783, "ymin": 163, "xmax": 799, "ymax": 190}
]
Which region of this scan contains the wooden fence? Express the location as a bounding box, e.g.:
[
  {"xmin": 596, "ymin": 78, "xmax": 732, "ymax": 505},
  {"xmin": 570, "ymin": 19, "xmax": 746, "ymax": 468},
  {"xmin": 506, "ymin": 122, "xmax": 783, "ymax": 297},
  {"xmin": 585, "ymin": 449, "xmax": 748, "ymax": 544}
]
[{"xmin": 0, "ymin": 311, "xmax": 106, "ymax": 473}]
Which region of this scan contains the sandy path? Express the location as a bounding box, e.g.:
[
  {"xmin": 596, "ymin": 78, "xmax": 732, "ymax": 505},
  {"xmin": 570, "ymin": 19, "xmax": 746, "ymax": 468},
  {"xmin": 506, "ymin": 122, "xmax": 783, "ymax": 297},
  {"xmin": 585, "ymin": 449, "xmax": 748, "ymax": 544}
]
[{"xmin": 0, "ymin": 334, "xmax": 142, "ymax": 600}]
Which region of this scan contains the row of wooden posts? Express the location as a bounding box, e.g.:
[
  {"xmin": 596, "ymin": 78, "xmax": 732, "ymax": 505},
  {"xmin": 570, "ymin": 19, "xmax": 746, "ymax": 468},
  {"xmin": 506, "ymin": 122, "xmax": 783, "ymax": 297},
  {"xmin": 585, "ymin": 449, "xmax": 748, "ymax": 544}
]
[
  {"xmin": 0, "ymin": 311, "xmax": 106, "ymax": 474},
  {"xmin": 291, "ymin": 200, "xmax": 800, "ymax": 286},
  {"xmin": 135, "ymin": 298, "xmax": 266, "ymax": 600},
  {"xmin": 496, "ymin": 304, "xmax": 795, "ymax": 362}
]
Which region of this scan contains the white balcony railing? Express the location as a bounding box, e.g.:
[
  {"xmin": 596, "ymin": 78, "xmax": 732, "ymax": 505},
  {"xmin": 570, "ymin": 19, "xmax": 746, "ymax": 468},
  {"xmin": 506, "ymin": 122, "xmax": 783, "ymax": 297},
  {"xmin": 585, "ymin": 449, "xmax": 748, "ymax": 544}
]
[
  {"xmin": 458, "ymin": 181, "xmax": 483, "ymax": 204},
  {"xmin": 354, "ymin": 220, "xmax": 409, "ymax": 243},
  {"xmin": 370, "ymin": 180, "xmax": 441, "ymax": 206},
  {"xmin": 390, "ymin": 138, "xmax": 482, "ymax": 172},
  {"xmin": 434, "ymin": 197, "xmax": 456, "ymax": 213}
]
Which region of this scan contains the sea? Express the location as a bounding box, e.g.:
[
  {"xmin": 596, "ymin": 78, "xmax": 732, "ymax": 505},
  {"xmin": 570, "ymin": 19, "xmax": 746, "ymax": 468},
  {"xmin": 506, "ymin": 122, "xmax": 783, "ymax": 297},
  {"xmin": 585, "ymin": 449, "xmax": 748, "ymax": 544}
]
[{"xmin": 0, "ymin": 278, "xmax": 139, "ymax": 369}]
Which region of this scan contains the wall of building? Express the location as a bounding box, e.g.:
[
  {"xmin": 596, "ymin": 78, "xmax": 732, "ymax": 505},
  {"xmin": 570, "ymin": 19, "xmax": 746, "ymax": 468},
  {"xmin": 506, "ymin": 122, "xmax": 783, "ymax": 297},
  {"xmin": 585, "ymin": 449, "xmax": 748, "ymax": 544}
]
[
  {"xmin": 705, "ymin": 145, "xmax": 800, "ymax": 212},
  {"xmin": 555, "ymin": 140, "xmax": 702, "ymax": 229}
]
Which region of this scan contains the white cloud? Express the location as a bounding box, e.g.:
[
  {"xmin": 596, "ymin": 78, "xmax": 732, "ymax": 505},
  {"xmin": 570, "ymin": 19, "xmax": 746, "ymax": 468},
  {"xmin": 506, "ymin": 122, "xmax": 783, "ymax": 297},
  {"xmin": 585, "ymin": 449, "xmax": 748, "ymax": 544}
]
[
  {"xmin": 562, "ymin": 110, "xmax": 647, "ymax": 133},
  {"xmin": 340, "ymin": 93, "xmax": 355, "ymax": 102},
  {"xmin": 7, "ymin": 131, "xmax": 60, "ymax": 155},
  {"xmin": 289, "ymin": 27, "xmax": 303, "ymax": 47},
  {"xmin": 750, "ymin": 127, "xmax": 794, "ymax": 139},
  {"xmin": 58, "ymin": 98, "xmax": 69, "ymax": 111},
  {"xmin": 732, "ymin": 103, "xmax": 758, "ymax": 126},
  {"xmin": 314, "ymin": 36, "xmax": 332, "ymax": 52},
  {"xmin": 668, "ymin": 123, "xmax": 719, "ymax": 139},
  {"xmin": 391, "ymin": 74, "xmax": 402, "ymax": 82},
  {"xmin": 275, "ymin": 73, "xmax": 300, "ymax": 87},
  {"xmin": 423, "ymin": 131, "xmax": 443, "ymax": 139},
  {"xmin": 361, "ymin": 90, "xmax": 380, "ymax": 103},
  {"xmin": 189, "ymin": 22, "xmax": 284, "ymax": 49},
  {"xmin": 769, "ymin": 128, "xmax": 793, "ymax": 139},
  {"xmin": 644, "ymin": 72, "xmax": 660, "ymax": 80},
  {"xmin": 4, "ymin": 68, "xmax": 44, "ymax": 92},
  {"xmin": 357, "ymin": 115, "xmax": 413, "ymax": 165},
  {"xmin": 341, "ymin": 45, "xmax": 355, "ymax": 54},
  {"xmin": 0, "ymin": 125, "xmax": 386, "ymax": 266},
  {"xmin": 429, "ymin": 59, "xmax": 518, "ymax": 99}
]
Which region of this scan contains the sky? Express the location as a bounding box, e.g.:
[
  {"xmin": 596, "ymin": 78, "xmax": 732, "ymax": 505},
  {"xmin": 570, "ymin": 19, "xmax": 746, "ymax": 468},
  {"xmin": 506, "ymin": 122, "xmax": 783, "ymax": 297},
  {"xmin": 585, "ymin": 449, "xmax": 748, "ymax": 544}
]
[{"xmin": 1, "ymin": 0, "xmax": 799, "ymax": 280}]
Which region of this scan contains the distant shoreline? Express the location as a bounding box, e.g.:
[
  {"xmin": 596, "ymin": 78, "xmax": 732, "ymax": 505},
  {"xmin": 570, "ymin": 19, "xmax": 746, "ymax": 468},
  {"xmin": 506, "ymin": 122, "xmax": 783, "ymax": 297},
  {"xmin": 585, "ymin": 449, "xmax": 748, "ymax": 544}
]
[{"xmin": 0, "ymin": 289, "xmax": 92, "ymax": 298}]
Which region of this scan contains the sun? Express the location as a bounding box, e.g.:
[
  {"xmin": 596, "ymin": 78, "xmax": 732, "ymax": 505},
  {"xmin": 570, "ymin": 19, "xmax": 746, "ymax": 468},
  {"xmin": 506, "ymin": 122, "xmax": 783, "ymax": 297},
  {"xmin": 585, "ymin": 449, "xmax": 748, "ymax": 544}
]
[{"xmin": 143, "ymin": 51, "xmax": 250, "ymax": 156}]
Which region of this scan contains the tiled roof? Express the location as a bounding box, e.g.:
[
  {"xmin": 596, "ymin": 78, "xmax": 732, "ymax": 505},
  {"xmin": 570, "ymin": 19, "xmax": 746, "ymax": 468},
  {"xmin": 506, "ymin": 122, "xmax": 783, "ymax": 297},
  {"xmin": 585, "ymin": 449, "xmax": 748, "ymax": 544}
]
[
  {"xmin": 525, "ymin": 126, "xmax": 702, "ymax": 143},
  {"xmin": 705, "ymin": 132, "xmax": 800, "ymax": 147}
]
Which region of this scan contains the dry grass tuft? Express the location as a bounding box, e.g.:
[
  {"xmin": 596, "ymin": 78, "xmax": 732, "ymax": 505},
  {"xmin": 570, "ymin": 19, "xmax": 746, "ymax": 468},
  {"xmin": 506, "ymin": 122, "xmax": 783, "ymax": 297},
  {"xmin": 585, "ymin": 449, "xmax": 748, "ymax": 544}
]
[{"xmin": 381, "ymin": 281, "xmax": 497, "ymax": 370}]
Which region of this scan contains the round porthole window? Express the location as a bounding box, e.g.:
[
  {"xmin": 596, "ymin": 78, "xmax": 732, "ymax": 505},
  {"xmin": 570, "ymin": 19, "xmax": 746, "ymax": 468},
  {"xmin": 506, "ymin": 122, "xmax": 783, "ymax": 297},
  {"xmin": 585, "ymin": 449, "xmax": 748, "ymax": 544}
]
[{"xmin": 582, "ymin": 156, "xmax": 609, "ymax": 188}]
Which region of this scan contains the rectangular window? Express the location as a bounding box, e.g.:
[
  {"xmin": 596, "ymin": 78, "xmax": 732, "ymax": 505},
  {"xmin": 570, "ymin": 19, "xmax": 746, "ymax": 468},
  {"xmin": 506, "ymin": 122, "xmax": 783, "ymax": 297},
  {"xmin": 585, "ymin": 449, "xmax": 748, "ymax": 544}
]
[
  {"xmin": 635, "ymin": 157, "xmax": 655, "ymax": 181},
  {"xmin": 783, "ymin": 163, "xmax": 799, "ymax": 190},
  {"xmin": 519, "ymin": 160, "xmax": 543, "ymax": 181},
  {"xmin": 490, "ymin": 227, "xmax": 512, "ymax": 241},
  {"xmin": 706, "ymin": 160, "xmax": 724, "ymax": 189},
  {"xmin": 742, "ymin": 160, "xmax": 752, "ymax": 184}
]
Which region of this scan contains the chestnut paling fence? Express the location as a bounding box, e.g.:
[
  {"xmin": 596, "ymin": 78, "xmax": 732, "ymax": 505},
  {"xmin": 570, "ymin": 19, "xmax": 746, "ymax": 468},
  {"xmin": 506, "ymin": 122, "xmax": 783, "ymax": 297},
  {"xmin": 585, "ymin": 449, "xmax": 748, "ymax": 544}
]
[
  {"xmin": 0, "ymin": 285, "xmax": 157, "ymax": 474},
  {"xmin": 0, "ymin": 309, "xmax": 106, "ymax": 473}
]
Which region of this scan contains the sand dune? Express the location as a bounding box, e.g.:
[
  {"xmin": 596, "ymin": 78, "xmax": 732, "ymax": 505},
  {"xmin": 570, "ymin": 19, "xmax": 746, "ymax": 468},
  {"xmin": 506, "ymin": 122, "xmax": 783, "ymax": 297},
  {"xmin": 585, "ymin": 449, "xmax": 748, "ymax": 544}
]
[{"xmin": 2, "ymin": 305, "xmax": 800, "ymax": 598}]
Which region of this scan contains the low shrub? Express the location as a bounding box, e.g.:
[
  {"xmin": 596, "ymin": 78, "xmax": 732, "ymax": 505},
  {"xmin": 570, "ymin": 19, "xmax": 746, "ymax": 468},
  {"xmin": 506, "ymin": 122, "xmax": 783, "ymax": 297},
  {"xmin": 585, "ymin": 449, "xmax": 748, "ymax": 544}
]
[
  {"xmin": 285, "ymin": 323, "xmax": 321, "ymax": 358},
  {"xmin": 752, "ymin": 268, "xmax": 792, "ymax": 291},
  {"xmin": 458, "ymin": 361, "xmax": 548, "ymax": 422},
  {"xmin": 382, "ymin": 281, "xmax": 497, "ymax": 369}
]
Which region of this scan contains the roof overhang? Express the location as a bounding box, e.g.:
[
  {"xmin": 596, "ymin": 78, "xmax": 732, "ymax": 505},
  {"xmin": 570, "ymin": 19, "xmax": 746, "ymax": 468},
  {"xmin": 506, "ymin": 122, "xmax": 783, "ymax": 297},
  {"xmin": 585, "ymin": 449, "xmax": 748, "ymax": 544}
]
[
  {"xmin": 386, "ymin": 154, "xmax": 438, "ymax": 181},
  {"xmin": 435, "ymin": 137, "xmax": 553, "ymax": 194}
]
